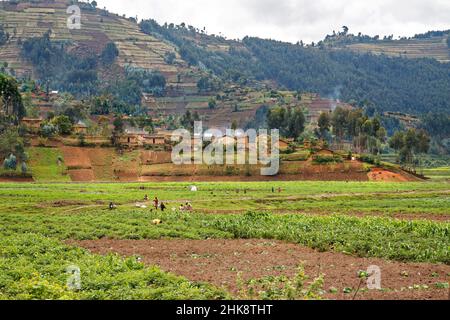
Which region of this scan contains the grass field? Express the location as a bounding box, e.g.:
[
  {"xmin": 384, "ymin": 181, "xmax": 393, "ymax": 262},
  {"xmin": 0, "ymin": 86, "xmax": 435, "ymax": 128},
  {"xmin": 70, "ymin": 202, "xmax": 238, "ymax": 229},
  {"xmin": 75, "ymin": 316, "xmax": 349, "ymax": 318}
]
[
  {"xmin": 0, "ymin": 181, "xmax": 449, "ymax": 300},
  {"xmin": 27, "ymin": 148, "xmax": 70, "ymax": 182},
  {"xmin": 422, "ymin": 167, "xmax": 450, "ymax": 181}
]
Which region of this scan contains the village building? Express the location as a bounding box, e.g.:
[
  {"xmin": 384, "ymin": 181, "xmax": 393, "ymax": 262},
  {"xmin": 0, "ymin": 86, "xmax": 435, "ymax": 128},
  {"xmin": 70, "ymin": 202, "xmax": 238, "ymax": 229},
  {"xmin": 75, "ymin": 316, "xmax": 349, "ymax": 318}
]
[
  {"xmin": 21, "ymin": 117, "xmax": 43, "ymax": 134},
  {"xmin": 73, "ymin": 121, "xmax": 88, "ymax": 134},
  {"xmin": 121, "ymin": 127, "xmax": 167, "ymax": 148},
  {"xmin": 214, "ymin": 135, "xmax": 236, "ymax": 147},
  {"xmin": 256, "ymin": 133, "xmax": 290, "ymax": 151},
  {"xmin": 120, "ymin": 127, "xmax": 147, "ymax": 148},
  {"xmin": 143, "ymin": 135, "xmax": 166, "ymax": 146}
]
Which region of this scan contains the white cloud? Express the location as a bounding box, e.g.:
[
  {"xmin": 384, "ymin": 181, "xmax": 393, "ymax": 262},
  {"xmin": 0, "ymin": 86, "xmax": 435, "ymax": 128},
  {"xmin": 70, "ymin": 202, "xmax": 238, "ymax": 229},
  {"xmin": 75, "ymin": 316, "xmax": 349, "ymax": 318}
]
[{"xmin": 94, "ymin": 0, "xmax": 450, "ymax": 43}]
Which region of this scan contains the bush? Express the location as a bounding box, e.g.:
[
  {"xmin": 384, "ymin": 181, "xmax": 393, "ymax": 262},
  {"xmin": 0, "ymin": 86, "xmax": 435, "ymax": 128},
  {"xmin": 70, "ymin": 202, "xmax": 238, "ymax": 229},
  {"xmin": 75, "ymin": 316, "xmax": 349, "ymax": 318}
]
[
  {"xmin": 101, "ymin": 42, "xmax": 119, "ymax": 65},
  {"xmin": 21, "ymin": 162, "xmax": 27, "ymax": 174},
  {"xmin": 40, "ymin": 124, "xmax": 57, "ymax": 138},
  {"xmin": 312, "ymin": 155, "xmax": 343, "ymax": 164},
  {"xmin": 3, "ymin": 154, "xmax": 17, "ymax": 170},
  {"xmin": 281, "ymin": 153, "xmax": 310, "ymax": 162},
  {"xmin": 237, "ymin": 266, "xmax": 324, "ymax": 300},
  {"xmin": 52, "ymin": 116, "xmax": 73, "ymax": 135},
  {"xmin": 358, "ymin": 154, "xmax": 381, "ymax": 166}
]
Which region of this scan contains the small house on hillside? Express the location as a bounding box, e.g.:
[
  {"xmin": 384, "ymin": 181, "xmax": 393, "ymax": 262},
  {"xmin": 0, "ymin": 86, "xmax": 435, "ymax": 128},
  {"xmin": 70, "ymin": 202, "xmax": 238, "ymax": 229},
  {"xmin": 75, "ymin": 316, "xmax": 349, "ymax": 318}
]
[
  {"xmin": 21, "ymin": 117, "xmax": 43, "ymax": 134},
  {"xmin": 215, "ymin": 135, "xmax": 236, "ymax": 147},
  {"xmin": 256, "ymin": 134, "xmax": 289, "ymax": 150},
  {"xmin": 73, "ymin": 121, "xmax": 88, "ymax": 134},
  {"xmin": 121, "ymin": 127, "xmax": 167, "ymax": 148},
  {"xmin": 143, "ymin": 135, "xmax": 165, "ymax": 146},
  {"xmin": 121, "ymin": 127, "xmax": 148, "ymax": 147}
]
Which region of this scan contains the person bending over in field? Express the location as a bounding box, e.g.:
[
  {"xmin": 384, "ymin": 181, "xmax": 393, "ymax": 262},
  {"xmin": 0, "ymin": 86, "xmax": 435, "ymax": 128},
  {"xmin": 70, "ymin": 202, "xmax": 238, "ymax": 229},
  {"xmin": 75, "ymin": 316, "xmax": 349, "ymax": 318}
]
[
  {"xmin": 144, "ymin": 194, "xmax": 149, "ymax": 201},
  {"xmin": 185, "ymin": 202, "xmax": 193, "ymax": 211},
  {"xmin": 160, "ymin": 202, "xmax": 166, "ymax": 212},
  {"xmin": 109, "ymin": 202, "xmax": 117, "ymax": 210}
]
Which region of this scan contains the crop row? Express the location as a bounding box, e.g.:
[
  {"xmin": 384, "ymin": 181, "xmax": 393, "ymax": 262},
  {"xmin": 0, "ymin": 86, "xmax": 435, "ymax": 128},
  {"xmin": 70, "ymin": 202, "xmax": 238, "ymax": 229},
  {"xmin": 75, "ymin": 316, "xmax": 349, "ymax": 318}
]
[{"xmin": 1, "ymin": 209, "xmax": 448, "ymax": 264}]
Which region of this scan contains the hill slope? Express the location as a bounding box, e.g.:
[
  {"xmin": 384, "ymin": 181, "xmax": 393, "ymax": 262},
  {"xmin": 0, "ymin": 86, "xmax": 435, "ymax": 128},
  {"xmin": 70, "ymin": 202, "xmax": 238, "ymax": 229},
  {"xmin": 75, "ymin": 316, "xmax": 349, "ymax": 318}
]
[
  {"xmin": 345, "ymin": 36, "xmax": 450, "ymax": 63},
  {"xmin": 139, "ymin": 21, "xmax": 450, "ymax": 115},
  {"xmin": 0, "ymin": 0, "xmax": 199, "ymax": 88},
  {"xmin": 1, "ymin": 0, "xmax": 450, "ymax": 117}
]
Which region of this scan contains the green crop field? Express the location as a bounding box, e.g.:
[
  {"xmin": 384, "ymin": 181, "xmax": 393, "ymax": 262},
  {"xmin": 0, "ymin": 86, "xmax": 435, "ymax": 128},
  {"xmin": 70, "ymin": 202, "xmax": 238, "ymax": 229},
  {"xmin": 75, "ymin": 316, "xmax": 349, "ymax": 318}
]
[{"xmin": 0, "ymin": 181, "xmax": 448, "ymax": 300}]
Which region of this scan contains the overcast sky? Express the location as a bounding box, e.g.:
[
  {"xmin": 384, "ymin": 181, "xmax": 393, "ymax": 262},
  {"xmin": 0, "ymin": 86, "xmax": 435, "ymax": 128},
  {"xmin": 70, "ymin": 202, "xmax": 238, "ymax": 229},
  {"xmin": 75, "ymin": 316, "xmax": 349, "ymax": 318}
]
[{"xmin": 94, "ymin": 0, "xmax": 450, "ymax": 43}]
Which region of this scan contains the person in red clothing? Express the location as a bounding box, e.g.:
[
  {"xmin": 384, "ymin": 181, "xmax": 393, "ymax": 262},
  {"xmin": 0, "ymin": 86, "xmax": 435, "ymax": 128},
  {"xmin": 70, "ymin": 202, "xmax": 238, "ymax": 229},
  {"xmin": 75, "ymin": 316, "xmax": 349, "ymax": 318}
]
[{"xmin": 153, "ymin": 197, "xmax": 159, "ymax": 210}]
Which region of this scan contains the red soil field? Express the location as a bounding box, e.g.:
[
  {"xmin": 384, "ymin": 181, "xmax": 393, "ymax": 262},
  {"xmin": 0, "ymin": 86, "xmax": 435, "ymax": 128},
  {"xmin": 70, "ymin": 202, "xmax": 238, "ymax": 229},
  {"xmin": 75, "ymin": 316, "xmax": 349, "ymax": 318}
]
[
  {"xmin": 74, "ymin": 239, "xmax": 450, "ymax": 300},
  {"xmin": 368, "ymin": 168, "xmax": 411, "ymax": 182}
]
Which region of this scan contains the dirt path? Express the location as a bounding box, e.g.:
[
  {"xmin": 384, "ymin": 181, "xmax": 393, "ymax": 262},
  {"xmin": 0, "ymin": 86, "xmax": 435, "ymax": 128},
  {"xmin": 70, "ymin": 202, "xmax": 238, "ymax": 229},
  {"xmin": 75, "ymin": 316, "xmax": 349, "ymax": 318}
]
[{"xmin": 73, "ymin": 239, "xmax": 450, "ymax": 300}]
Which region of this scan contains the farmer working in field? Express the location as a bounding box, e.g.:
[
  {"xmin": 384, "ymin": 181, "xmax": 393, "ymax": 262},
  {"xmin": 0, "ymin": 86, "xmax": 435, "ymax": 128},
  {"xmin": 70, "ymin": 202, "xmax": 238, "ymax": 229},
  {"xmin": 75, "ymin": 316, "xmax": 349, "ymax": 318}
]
[
  {"xmin": 185, "ymin": 202, "xmax": 193, "ymax": 211},
  {"xmin": 153, "ymin": 197, "xmax": 159, "ymax": 210}
]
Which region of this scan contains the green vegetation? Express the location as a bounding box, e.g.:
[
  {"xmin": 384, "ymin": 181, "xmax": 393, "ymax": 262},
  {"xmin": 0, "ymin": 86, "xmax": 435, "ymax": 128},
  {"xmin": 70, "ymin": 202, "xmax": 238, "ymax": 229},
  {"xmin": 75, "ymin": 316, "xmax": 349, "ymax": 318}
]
[
  {"xmin": 421, "ymin": 167, "xmax": 450, "ymax": 181},
  {"xmin": 20, "ymin": 34, "xmax": 163, "ymax": 110},
  {"xmin": 312, "ymin": 155, "xmax": 343, "ymax": 164},
  {"xmin": 100, "ymin": 42, "xmax": 119, "ymax": 65},
  {"xmin": 0, "ymin": 180, "xmax": 448, "ymax": 299},
  {"xmin": 420, "ymin": 113, "xmax": 450, "ymax": 155},
  {"xmin": 267, "ymin": 106, "xmax": 305, "ymax": 139},
  {"xmin": 27, "ymin": 148, "xmax": 70, "ymax": 182},
  {"xmin": 207, "ymin": 212, "xmax": 449, "ymax": 264},
  {"xmin": 0, "ymin": 196, "xmax": 448, "ymax": 264},
  {"xmin": 237, "ymin": 266, "xmax": 324, "ymax": 300},
  {"xmin": 389, "ymin": 128, "xmax": 430, "ymax": 169},
  {"xmin": 140, "ymin": 19, "xmax": 450, "ymax": 115},
  {"xmin": 0, "ymin": 72, "xmax": 25, "ymax": 119},
  {"xmin": 0, "ymin": 24, "xmax": 8, "ymax": 46},
  {"xmin": 0, "ymin": 233, "xmax": 227, "ymax": 300},
  {"xmin": 21, "ymin": 31, "xmax": 98, "ymax": 97},
  {"xmin": 124, "ymin": 66, "xmax": 166, "ymax": 97}
]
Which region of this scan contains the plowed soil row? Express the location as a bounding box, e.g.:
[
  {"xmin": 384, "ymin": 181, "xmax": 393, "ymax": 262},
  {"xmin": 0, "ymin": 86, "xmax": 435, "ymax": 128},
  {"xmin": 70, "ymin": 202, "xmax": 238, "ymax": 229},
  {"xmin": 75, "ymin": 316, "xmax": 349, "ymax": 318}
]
[{"xmin": 73, "ymin": 239, "xmax": 450, "ymax": 300}]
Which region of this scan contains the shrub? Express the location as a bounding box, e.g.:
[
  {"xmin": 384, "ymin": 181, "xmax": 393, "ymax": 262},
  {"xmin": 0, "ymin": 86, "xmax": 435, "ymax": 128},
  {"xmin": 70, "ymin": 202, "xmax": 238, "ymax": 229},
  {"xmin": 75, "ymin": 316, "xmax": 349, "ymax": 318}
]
[
  {"xmin": 21, "ymin": 162, "xmax": 27, "ymax": 174},
  {"xmin": 40, "ymin": 124, "xmax": 57, "ymax": 138},
  {"xmin": 237, "ymin": 266, "xmax": 324, "ymax": 300},
  {"xmin": 3, "ymin": 154, "xmax": 17, "ymax": 170},
  {"xmin": 312, "ymin": 155, "xmax": 343, "ymax": 164},
  {"xmin": 358, "ymin": 154, "xmax": 381, "ymax": 166}
]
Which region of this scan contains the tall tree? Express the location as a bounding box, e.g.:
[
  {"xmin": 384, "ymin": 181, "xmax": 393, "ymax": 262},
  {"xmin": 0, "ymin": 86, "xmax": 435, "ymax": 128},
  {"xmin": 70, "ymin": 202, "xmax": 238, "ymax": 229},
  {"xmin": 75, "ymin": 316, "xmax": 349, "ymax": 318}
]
[
  {"xmin": 0, "ymin": 25, "xmax": 8, "ymax": 46},
  {"xmin": 0, "ymin": 73, "xmax": 25, "ymax": 120},
  {"xmin": 101, "ymin": 42, "xmax": 119, "ymax": 65},
  {"xmin": 317, "ymin": 112, "xmax": 331, "ymax": 137}
]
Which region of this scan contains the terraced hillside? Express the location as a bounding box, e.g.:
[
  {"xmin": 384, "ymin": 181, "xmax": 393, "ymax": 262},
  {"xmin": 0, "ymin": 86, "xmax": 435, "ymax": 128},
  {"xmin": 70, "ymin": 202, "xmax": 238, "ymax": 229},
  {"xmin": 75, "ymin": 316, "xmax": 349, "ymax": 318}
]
[
  {"xmin": 0, "ymin": 0, "xmax": 200, "ymax": 87},
  {"xmin": 2, "ymin": 0, "xmax": 449, "ymax": 122},
  {"xmin": 344, "ymin": 36, "xmax": 450, "ymax": 63}
]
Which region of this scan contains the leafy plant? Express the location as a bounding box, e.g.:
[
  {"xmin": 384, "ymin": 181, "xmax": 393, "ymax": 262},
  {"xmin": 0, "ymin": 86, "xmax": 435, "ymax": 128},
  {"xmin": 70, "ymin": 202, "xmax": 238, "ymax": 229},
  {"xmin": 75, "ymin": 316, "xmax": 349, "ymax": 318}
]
[{"xmin": 236, "ymin": 266, "xmax": 324, "ymax": 300}]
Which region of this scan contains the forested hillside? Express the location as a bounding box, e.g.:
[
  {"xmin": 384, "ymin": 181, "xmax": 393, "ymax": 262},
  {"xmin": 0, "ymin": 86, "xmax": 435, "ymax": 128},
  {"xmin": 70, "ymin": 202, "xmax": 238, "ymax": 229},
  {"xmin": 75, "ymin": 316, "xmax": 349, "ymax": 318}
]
[{"xmin": 140, "ymin": 20, "xmax": 450, "ymax": 115}]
